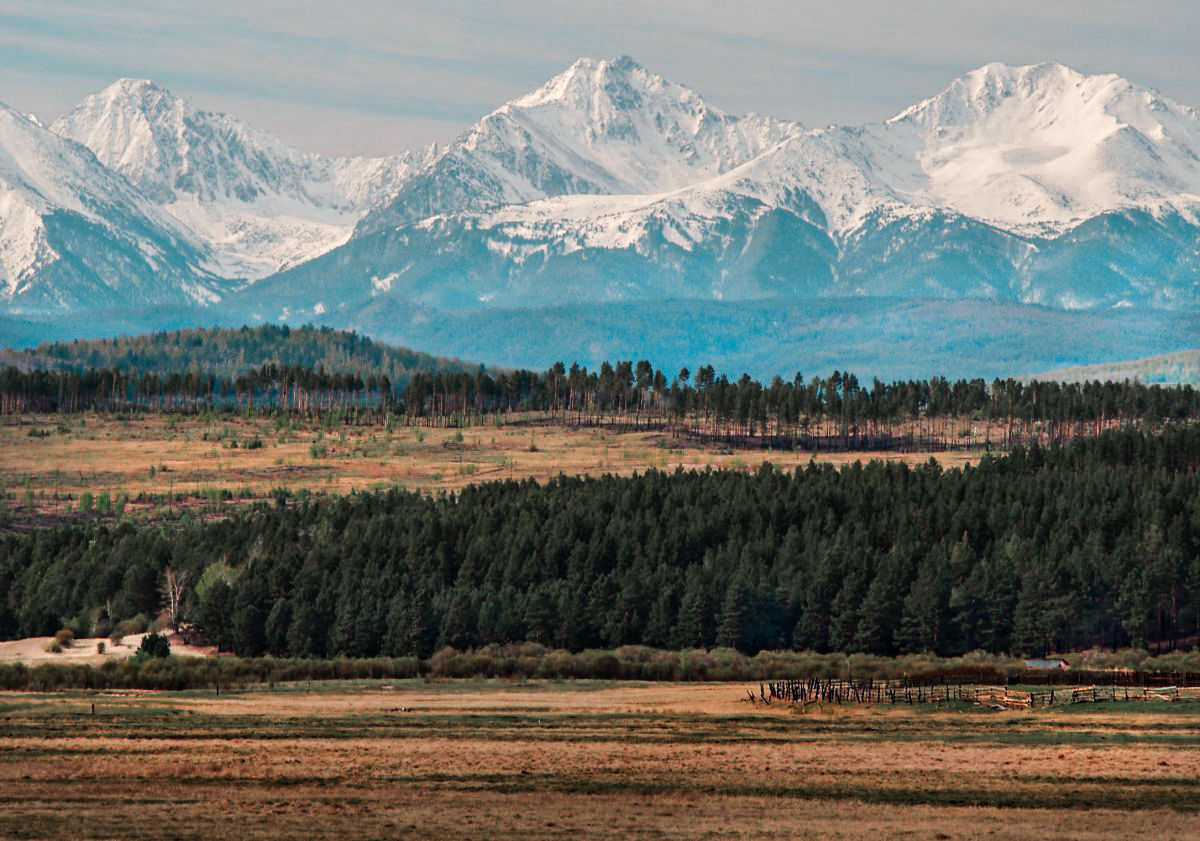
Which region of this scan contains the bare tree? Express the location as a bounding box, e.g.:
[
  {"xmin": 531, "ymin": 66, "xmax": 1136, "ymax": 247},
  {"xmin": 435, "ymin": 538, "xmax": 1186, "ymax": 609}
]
[{"xmin": 161, "ymin": 567, "xmax": 190, "ymax": 631}]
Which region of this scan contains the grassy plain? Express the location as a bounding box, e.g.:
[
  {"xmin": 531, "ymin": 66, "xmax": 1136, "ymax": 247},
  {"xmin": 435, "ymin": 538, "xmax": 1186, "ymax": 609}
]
[
  {"xmin": 0, "ymin": 413, "xmax": 987, "ymax": 524},
  {"xmin": 2, "ymin": 681, "xmax": 1200, "ymax": 839}
]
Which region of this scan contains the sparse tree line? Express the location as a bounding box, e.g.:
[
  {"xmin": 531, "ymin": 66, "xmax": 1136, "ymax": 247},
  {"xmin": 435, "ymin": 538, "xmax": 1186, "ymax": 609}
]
[
  {"xmin": 3, "ymin": 356, "xmax": 1197, "ymax": 451},
  {"xmin": 405, "ymin": 364, "xmax": 1200, "ymax": 450},
  {"xmin": 2, "ymin": 426, "xmax": 1199, "ymax": 659}
]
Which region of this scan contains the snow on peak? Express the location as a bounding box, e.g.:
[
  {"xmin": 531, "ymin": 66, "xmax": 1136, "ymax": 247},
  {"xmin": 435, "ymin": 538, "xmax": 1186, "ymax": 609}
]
[
  {"xmin": 355, "ymin": 55, "xmax": 800, "ymax": 234},
  {"xmin": 488, "ymin": 54, "xmax": 800, "ymax": 193},
  {"xmin": 695, "ymin": 60, "xmax": 1200, "ymax": 238},
  {"xmin": 52, "ymin": 78, "xmax": 428, "ymax": 278},
  {"xmin": 511, "ymin": 55, "xmax": 650, "ymax": 109},
  {"xmin": 0, "ymin": 98, "xmax": 217, "ymax": 308},
  {"xmin": 874, "ymin": 61, "xmax": 1200, "ymax": 232}
]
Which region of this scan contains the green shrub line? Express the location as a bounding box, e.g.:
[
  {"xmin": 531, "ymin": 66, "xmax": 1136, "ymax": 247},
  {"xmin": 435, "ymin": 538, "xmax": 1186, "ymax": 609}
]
[{"xmin": 4, "ymin": 644, "xmax": 1200, "ymax": 692}]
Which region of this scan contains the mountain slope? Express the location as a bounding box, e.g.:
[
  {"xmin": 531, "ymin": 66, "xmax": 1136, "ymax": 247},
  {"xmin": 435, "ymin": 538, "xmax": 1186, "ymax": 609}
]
[
  {"xmin": 53, "ymin": 79, "xmax": 429, "ymax": 279},
  {"xmin": 261, "ymin": 296, "xmax": 1200, "ymax": 382},
  {"xmin": 0, "ymin": 102, "xmax": 222, "ymax": 314}
]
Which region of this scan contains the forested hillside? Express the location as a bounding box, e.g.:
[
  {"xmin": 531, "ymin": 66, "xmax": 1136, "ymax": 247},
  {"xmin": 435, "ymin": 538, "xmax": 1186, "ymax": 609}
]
[
  {"xmin": 2, "ymin": 427, "xmax": 1197, "ymax": 658},
  {"xmin": 1034, "ymin": 350, "xmax": 1200, "ymax": 386},
  {"xmin": 0, "ymin": 325, "xmax": 475, "ymax": 386}
]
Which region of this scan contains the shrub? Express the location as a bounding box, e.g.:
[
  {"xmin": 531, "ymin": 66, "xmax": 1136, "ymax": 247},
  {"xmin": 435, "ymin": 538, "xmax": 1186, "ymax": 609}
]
[
  {"xmin": 587, "ymin": 652, "xmax": 622, "ymax": 680},
  {"xmin": 137, "ymin": 632, "xmax": 171, "ymax": 658},
  {"xmin": 96, "ymin": 641, "xmax": 106, "ymax": 655},
  {"xmin": 110, "ymin": 615, "xmax": 148, "ymax": 646},
  {"xmin": 53, "ymin": 628, "xmax": 75, "ymax": 648}
]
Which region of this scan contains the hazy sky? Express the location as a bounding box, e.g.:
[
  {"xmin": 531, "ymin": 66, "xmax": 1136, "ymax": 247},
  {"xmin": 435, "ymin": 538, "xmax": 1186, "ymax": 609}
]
[{"xmin": 3, "ymin": 0, "xmax": 1197, "ymax": 157}]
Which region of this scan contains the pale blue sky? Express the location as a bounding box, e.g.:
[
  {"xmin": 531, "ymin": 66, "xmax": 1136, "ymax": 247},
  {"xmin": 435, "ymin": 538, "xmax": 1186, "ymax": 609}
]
[{"xmin": 2, "ymin": 0, "xmax": 1197, "ymax": 156}]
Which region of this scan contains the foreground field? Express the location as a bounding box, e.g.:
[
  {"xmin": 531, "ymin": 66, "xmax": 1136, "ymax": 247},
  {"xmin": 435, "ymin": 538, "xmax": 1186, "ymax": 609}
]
[
  {"xmin": 0, "ymin": 413, "xmax": 987, "ymax": 524},
  {"xmin": 3, "ymin": 681, "xmax": 1200, "ymax": 839}
]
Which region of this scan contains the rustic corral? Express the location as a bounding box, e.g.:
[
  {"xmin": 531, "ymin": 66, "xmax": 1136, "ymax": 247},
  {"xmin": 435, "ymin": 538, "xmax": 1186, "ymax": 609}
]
[{"xmin": 750, "ymin": 673, "xmax": 1200, "ymax": 709}]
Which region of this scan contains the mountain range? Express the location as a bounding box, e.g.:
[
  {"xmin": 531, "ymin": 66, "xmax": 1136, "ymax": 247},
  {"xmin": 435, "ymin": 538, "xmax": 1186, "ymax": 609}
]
[{"xmin": 1, "ymin": 57, "xmax": 1198, "ymax": 377}]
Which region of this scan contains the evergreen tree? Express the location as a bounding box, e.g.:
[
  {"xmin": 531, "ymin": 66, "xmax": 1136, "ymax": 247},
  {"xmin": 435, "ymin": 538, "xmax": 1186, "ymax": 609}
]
[
  {"xmin": 715, "ymin": 575, "xmax": 754, "ymax": 653},
  {"xmin": 895, "ymin": 546, "xmax": 952, "ymax": 654}
]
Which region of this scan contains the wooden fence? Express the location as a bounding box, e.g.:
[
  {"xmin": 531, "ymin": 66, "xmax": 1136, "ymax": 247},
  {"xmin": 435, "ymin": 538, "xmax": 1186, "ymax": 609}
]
[{"xmin": 747, "ymin": 677, "xmax": 1199, "ymax": 709}]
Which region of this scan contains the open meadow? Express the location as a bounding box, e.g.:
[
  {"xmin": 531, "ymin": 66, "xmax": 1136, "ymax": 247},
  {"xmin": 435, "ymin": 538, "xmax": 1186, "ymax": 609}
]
[
  {"xmin": 0, "ymin": 413, "xmax": 988, "ymax": 526},
  {"xmin": 3, "ymin": 680, "xmax": 1200, "ymax": 839}
]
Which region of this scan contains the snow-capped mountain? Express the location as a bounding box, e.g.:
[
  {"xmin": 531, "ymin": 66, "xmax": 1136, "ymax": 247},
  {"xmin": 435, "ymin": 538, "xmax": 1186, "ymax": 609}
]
[
  {"xmin": 248, "ymin": 59, "xmax": 1200, "ymax": 317},
  {"xmin": 356, "ymin": 56, "xmax": 801, "ymax": 234},
  {"xmin": 0, "ymin": 101, "xmax": 222, "ymax": 314},
  {"xmin": 4, "ymin": 56, "xmax": 1200, "ymax": 368},
  {"xmin": 53, "ymin": 79, "xmax": 430, "ymax": 279}
]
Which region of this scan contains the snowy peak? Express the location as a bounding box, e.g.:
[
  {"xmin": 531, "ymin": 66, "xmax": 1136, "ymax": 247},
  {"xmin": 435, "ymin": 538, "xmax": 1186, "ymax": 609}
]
[
  {"xmin": 501, "ymin": 55, "xmax": 797, "ymax": 191},
  {"xmin": 354, "ymin": 56, "xmax": 800, "ymax": 234},
  {"xmin": 53, "ymin": 78, "xmax": 428, "ymax": 278},
  {"xmin": 509, "ymin": 55, "xmax": 649, "ymax": 110},
  {"xmin": 881, "ymin": 61, "xmax": 1200, "ymax": 232},
  {"xmin": 54, "ymin": 76, "xmax": 420, "ymax": 209},
  {"xmin": 0, "ymin": 98, "xmax": 217, "ymax": 310},
  {"xmin": 55, "ymin": 77, "xmax": 246, "ymax": 204}
]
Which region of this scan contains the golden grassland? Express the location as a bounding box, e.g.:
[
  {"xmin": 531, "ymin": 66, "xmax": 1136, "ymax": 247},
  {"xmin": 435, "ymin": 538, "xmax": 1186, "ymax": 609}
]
[
  {"xmin": 0, "ymin": 413, "xmax": 986, "ymax": 522},
  {"xmin": 3, "ymin": 681, "xmax": 1200, "ymax": 839}
]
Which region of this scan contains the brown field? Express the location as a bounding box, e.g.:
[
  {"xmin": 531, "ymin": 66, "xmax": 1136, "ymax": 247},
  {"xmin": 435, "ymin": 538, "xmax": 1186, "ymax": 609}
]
[
  {"xmin": 0, "ymin": 413, "xmax": 987, "ymax": 524},
  {"xmin": 3, "ymin": 681, "xmax": 1200, "ymax": 839}
]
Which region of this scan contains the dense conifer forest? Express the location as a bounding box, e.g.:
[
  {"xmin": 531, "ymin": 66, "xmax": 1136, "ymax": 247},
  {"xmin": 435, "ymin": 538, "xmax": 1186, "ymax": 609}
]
[{"xmin": 2, "ymin": 427, "xmax": 1198, "ymax": 658}]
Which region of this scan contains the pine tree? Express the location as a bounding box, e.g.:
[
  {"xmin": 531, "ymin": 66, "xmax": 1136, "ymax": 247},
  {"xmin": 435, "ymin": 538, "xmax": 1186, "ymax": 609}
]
[
  {"xmin": 673, "ymin": 568, "xmax": 712, "ymax": 649},
  {"xmin": 438, "ymin": 589, "xmax": 475, "ymax": 650},
  {"xmin": 715, "ymin": 576, "xmax": 753, "ymax": 653},
  {"xmin": 895, "ymin": 546, "xmax": 952, "ymax": 654}
]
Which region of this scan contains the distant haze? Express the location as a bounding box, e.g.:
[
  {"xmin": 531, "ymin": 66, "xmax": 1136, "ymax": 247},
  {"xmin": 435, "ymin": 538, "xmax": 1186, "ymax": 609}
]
[{"xmin": 2, "ymin": 0, "xmax": 1198, "ymax": 157}]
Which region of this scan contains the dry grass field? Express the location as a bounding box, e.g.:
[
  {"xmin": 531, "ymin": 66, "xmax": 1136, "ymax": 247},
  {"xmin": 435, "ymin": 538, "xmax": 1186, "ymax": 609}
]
[
  {"xmin": 3, "ymin": 681, "xmax": 1200, "ymax": 839},
  {"xmin": 0, "ymin": 633, "xmax": 215, "ymax": 665},
  {"xmin": 0, "ymin": 413, "xmax": 987, "ymax": 524}
]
